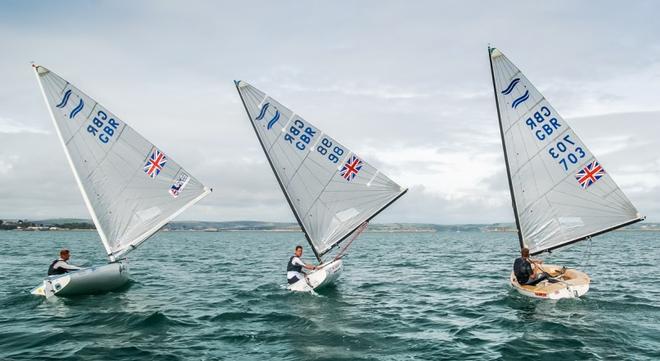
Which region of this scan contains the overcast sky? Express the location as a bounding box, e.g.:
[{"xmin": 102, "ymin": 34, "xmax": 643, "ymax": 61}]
[{"xmin": 0, "ymin": 1, "xmax": 658, "ymax": 224}]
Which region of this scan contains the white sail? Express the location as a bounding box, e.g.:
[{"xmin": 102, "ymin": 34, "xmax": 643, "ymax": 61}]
[
  {"xmin": 235, "ymin": 81, "xmax": 406, "ymax": 260},
  {"xmin": 489, "ymin": 48, "xmax": 642, "ymax": 255},
  {"xmin": 34, "ymin": 65, "xmax": 211, "ymax": 260}
]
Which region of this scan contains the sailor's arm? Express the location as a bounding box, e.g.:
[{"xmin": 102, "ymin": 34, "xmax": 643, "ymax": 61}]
[
  {"xmin": 58, "ymin": 262, "xmax": 83, "ymax": 271},
  {"xmin": 303, "ymin": 263, "xmax": 317, "ymax": 270}
]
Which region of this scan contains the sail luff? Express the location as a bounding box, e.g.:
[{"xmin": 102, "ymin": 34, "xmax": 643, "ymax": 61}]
[
  {"xmin": 33, "ymin": 65, "xmax": 115, "ymax": 260},
  {"xmin": 234, "ymin": 81, "xmax": 321, "ymax": 261},
  {"xmin": 488, "ymin": 48, "xmax": 525, "ymax": 250}
]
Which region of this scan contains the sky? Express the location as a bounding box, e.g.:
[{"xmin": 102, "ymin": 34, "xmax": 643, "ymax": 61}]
[{"xmin": 0, "ymin": 0, "xmax": 658, "ymax": 224}]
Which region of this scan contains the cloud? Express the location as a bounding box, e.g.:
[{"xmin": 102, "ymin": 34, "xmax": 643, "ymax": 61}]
[
  {"xmin": 0, "ymin": 117, "xmax": 49, "ymax": 134},
  {"xmin": 0, "ymin": 1, "xmax": 659, "ymax": 223}
]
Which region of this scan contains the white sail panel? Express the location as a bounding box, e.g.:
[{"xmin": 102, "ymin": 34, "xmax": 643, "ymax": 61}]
[
  {"xmin": 490, "ymin": 48, "xmax": 641, "ymax": 254},
  {"xmin": 35, "ymin": 65, "xmax": 211, "ymax": 259},
  {"xmin": 236, "ymin": 81, "xmax": 406, "ymax": 258}
]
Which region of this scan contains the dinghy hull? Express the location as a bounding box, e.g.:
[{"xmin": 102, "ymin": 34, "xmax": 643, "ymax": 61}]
[
  {"xmin": 288, "ymin": 259, "xmax": 343, "ymax": 292},
  {"xmin": 31, "ymin": 262, "xmax": 129, "ymax": 298},
  {"xmin": 510, "ymin": 264, "xmax": 590, "ymax": 299}
]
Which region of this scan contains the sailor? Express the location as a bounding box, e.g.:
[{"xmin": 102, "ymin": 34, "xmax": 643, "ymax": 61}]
[
  {"xmin": 287, "ymin": 245, "xmax": 317, "ymax": 284},
  {"xmin": 47, "ymin": 249, "xmax": 83, "ymax": 275},
  {"xmin": 513, "ymin": 247, "xmax": 549, "ymax": 286}
]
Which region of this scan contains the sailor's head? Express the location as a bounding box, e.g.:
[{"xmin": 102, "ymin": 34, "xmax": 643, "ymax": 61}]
[
  {"xmin": 60, "ymin": 249, "xmax": 70, "ymax": 261},
  {"xmin": 521, "ymin": 247, "xmax": 530, "ymax": 258},
  {"xmin": 294, "ymin": 245, "xmax": 303, "ymax": 257}
]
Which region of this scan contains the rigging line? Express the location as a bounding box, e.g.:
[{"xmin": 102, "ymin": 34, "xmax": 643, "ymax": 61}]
[
  {"xmin": 319, "ymin": 188, "xmax": 407, "ymax": 258},
  {"xmin": 333, "ymin": 222, "xmax": 368, "ymax": 261}
]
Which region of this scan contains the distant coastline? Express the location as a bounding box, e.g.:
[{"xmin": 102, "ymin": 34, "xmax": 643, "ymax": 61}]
[{"xmin": 1, "ymin": 218, "xmax": 658, "ymax": 233}]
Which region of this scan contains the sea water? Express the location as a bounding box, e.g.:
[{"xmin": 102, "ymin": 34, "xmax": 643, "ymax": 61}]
[{"xmin": 1, "ymin": 230, "xmax": 658, "ymax": 360}]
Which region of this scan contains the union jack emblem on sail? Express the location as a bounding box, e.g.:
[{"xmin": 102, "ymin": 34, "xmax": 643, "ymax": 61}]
[
  {"xmin": 340, "ymin": 155, "xmax": 363, "ymax": 181},
  {"xmin": 144, "ymin": 148, "xmax": 167, "ymax": 178},
  {"xmin": 575, "ymin": 160, "xmax": 605, "ymax": 189}
]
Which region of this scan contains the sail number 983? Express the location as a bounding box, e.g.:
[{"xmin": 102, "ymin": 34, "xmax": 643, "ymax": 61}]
[
  {"xmin": 548, "ymin": 134, "xmax": 586, "ymax": 171},
  {"xmin": 316, "ymin": 137, "xmax": 344, "ymax": 163}
]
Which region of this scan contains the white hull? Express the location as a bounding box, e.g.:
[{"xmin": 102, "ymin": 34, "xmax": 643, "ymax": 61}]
[
  {"xmin": 288, "ymin": 259, "xmax": 343, "ymax": 292},
  {"xmin": 31, "ymin": 262, "xmax": 129, "ymax": 298},
  {"xmin": 510, "ymin": 264, "xmax": 590, "ymax": 300}
]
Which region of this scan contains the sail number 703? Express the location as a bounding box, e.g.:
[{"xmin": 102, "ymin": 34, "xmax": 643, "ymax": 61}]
[{"xmin": 548, "ymin": 134, "xmax": 586, "ymax": 171}]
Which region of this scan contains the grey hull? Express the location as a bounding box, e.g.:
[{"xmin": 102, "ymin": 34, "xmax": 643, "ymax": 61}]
[{"xmin": 32, "ymin": 262, "xmax": 129, "ymax": 297}]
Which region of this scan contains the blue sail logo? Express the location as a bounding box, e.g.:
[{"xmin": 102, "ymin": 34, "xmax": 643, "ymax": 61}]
[
  {"xmin": 56, "ymin": 89, "xmax": 72, "ymax": 108},
  {"xmin": 69, "ymin": 99, "xmax": 84, "ymax": 119},
  {"xmin": 55, "ymin": 89, "xmax": 85, "ymax": 119},
  {"xmin": 255, "ymin": 102, "xmax": 270, "ymax": 120},
  {"xmin": 511, "ymin": 90, "xmax": 530, "ymax": 109},
  {"xmin": 255, "ymin": 102, "xmax": 281, "ymax": 130},
  {"xmin": 501, "ymin": 78, "xmax": 520, "ymax": 95}
]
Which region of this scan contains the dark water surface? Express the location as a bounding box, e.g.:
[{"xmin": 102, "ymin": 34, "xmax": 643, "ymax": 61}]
[{"xmin": 1, "ymin": 230, "xmax": 658, "ymax": 360}]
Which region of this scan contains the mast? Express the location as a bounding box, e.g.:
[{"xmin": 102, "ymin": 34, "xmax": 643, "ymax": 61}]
[
  {"xmin": 234, "ymin": 81, "xmax": 322, "ymax": 262},
  {"xmin": 33, "ymin": 65, "xmax": 116, "ymax": 262},
  {"xmin": 488, "ymin": 47, "xmax": 525, "ymax": 251}
]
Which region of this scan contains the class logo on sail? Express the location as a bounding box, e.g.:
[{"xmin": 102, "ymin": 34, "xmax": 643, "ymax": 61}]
[
  {"xmin": 511, "ymin": 90, "xmax": 530, "ymax": 109},
  {"xmin": 500, "ymin": 77, "xmax": 529, "ymax": 109},
  {"xmin": 575, "ymin": 160, "xmax": 605, "ymax": 189},
  {"xmin": 501, "ymin": 78, "xmax": 520, "ymax": 95},
  {"xmin": 255, "ymin": 102, "xmax": 281, "ymax": 130},
  {"xmin": 56, "ymin": 89, "xmax": 85, "ymax": 119},
  {"xmin": 169, "ymin": 171, "xmax": 190, "ymax": 198},
  {"xmin": 144, "ymin": 148, "xmax": 167, "ymax": 178},
  {"xmin": 340, "ymin": 155, "xmax": 363, "ymax": 181}
]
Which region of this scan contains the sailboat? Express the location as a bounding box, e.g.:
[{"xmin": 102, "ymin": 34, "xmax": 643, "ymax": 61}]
[
  {"xmin": 234, "ymin": 81, "xmax": 407, "ymax": 292},
  {"xmin": 488, "ymin": 47, "xmax": 644, "ymax": 299},
  {"xmin": 30, "ymin": 65, "xmax": 212, "ymax": 298}
]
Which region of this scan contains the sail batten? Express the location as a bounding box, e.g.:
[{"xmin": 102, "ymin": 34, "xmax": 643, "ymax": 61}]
[
  {"xmin": 489, "ymin": 48, "xmax": 642, "ymax": 254},
  {"xmin": 235, "ymin": 81, "xmax": 406, "ymax": 260},
  {"xmin": 35, "ymin": 65, "xmax": 210, "ymax": 260}
]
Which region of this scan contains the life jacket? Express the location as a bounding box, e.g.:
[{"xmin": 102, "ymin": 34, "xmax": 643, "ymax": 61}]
[
  {"xmin": 48, "ymin": 259, "xmax": 68, "ymax": 276},
  {"xmin": 513, "ymin": 257, "xmax": 532, "ymax": 284},
  {"xmin": 287, "ymin": 256, "xmax": 303, "ymax": 273}
]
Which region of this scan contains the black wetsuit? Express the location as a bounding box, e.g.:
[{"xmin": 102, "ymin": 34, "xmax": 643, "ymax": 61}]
[
  {"xmin": 513, "ymin": 257, "xmax": 548, "ymax": 286},
  {"xmin": 47, "ymin": 259, "xmax": 68, "ymax": 275}
]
